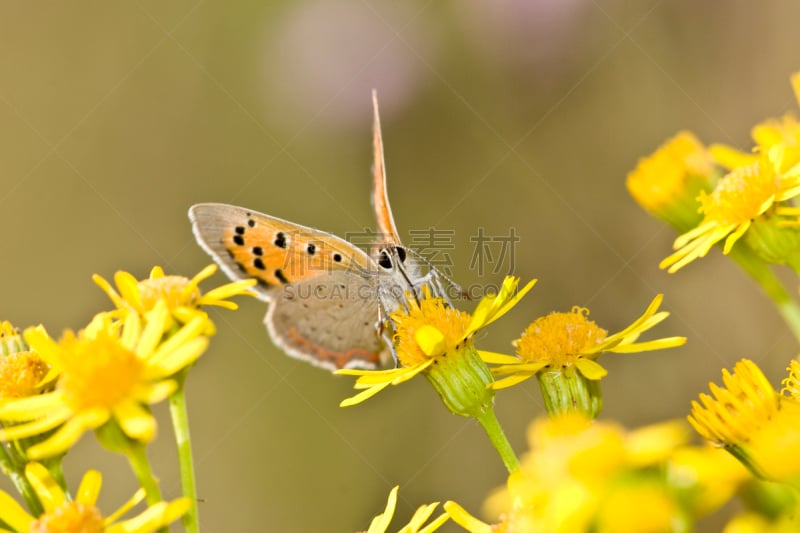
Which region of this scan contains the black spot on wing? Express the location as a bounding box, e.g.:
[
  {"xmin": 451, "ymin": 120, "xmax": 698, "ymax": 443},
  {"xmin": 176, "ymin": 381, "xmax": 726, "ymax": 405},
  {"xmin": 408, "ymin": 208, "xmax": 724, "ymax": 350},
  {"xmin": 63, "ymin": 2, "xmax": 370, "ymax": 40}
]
[
  {"xmin": 274, "ymin": 232, "xmax": 287, "ymax": 249},
  {"xmin": 275, "ymin": 269, "xmax": 289, "ymax": 284},
  {"xmin": 254, "ymin": 258, "xmax": 266, "ymax": 270}
]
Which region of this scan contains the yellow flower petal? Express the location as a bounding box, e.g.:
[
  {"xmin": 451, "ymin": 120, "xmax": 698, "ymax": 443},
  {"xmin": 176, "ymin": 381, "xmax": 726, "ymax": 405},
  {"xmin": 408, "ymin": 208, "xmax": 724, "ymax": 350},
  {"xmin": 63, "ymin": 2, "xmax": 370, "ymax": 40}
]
[
  {"xmin": 146, "ymin": 337, "xmax": 208, "ymax": 378},
  {"xmin": 491, "ymin": 372, "xmax": 536, "ymax": 390},
  {"xmin": 415, "ymin": 325, "xmax": 446, "ymax": 356},
  {"xmin": 575, "ymin": 358, "xmax": 608, "ymax": 380},
  {"xmin": 609, "ymin": 336, "xmax": 686, "ymax": 353},
  {"xmin": 106, "ymin": 498, "xmax": 190, "ymax": 533},
  {"xmin": 400, "ymin": 503, "xmax": 448, "ymax": 533},
  {"xmin": 138, "ymin": 381, "xmax": 178, "ymax": 404},
  {"xmin": 23, "ymin": 326, "xmax": 61, "ymax": 369},
  {"xmin": 104, "ymin": 488, "xmax": 146, "ymax": 525},
  {"xmin": 339, "ymin": 382, "xmax": 392, "ymax": 407},
  {"xmin": 0, "ymin": 489, "xmax": 33, "ymax": 530},
  {"xmin": 709, "ymin": 143, "xmax": 757, "ymax": 170},
  {"xmin": 368, "ymin": 486, "xmax": 398, "ymax": 533},
  {"xmin": 114, "ymin": 270, "xmax": 143, "ymax": 310},
  {"xmin": 28, "ymin": 409, "xmax": 109, "ymax": 459},
  {"xmin": 0, "ymin": 391, "xmax": 67, "ymax": 421},
  {"xmin": 25, "ymin": 462, "xmax": 66, "ymax": 511},
  {"xmin": 200, "ymin": 279, "xmax": 257, "ymax": 304},
  {"xmin": 92, "ymin": 273, "xmax": 126, "ymax": 310},
  {"xmin": 390, "ymin": 360, "xmax": 434, "ymax": 385},
  {"xmin": 76, "ymin": 468, "xmax": 103, "ymax": 506},
  {"xmin": 477, "ymin": 351, "xmax": 520, "ymax": 365},
  {"xmin": 0, "ymin": 404, "xmax": 70, "ymax": 439},
  {"xmin": 466, "ymin": 278, "xmax": 536, "ymax": 336},
  {"xmin": 135, "ymin": 300, "xmax": 168, "ymax": 359},
  {"xmin": 114, "ymin": 400, "xmax": 156, "ymax": 442},
  {"xmin": 148, "ymin": 316, "xmax": 208, "ymax": 367},
  {"xmin": 120, "ymin": 311, "xmax": 142, "ymax": 352},
  {"xmin": 443, "ymin": 501, "xmax": 492, "ymax": 533}
]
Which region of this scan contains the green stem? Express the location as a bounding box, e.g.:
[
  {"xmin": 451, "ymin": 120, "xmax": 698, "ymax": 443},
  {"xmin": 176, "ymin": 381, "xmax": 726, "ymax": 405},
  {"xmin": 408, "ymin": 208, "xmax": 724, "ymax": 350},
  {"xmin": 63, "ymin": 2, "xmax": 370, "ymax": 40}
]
[
  {"xmin": 475, "ymin": 409, "xmax": 519, "ymax": 473},
  {"xmin": 169, "ymin": 379, "xmax": 199, "ymax": 533},
  {"xmin": 125, "ymin": 444, "xmax": 170, "ymax": 533},
  {"xmin": 730, "ymin": 246, "xmax": 800, "ymax": 343},
  {"xmin": 0, "ymin": 441, "xmax": 43, "ymax": 516},
  {"xmin": 125, "ymin": 443, "xmax": 163, "ymax": 505}
]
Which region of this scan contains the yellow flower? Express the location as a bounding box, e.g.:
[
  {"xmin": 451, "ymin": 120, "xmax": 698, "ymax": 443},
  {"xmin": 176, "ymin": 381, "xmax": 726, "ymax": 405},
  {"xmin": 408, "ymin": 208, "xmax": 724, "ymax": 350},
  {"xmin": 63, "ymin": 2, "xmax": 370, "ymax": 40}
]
[
  {"xmin": 689, "ymin": 359, "xmax": 800, "ymax": 485},
  {"xmin": 668, "ymin": 445, "xmax": 751, "ymax": 517},
  {"xmin": 94, "ymin": 264, "xmax": 256, "ymax": 328},
  {"xmin": 0, "ymin": 462, "xmax": 189, "ymax": 533},
  {"xmin": 0, "ymin": 303, "xmax": 209, "ymax": 459},
  {"xmin": 489, "ymin": 294, "xmax": 686, "ymax": 388},
  {"xmin": 337, "ymin": 277, "xmax": 536, "ymax": 409},
  {"xmin": 363, "ymin": 486, "xmax": 449, "ymax": 533},
  {"xmin": 626, "ymin": 131, "xmax": 717, "ymax": 231},
  {"xmin": 661, "ymin": 144, "xmax": 800, "ymax": 273},
  {"xmin": 0, "ymin": 322, "xmax": 52, "ymax": 401},
  {"xmin": 724, "ymin": 512, "xmax": 800, "ymax": 533},
  {"xmin": 445, "ymin": 414, "xmax": 691, "ymax": 533}
]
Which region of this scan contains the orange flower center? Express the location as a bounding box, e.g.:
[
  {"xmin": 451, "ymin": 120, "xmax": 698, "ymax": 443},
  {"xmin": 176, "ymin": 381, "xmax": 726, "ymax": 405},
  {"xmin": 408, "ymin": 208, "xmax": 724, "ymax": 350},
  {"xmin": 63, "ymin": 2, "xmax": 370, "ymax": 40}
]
[
  {"xmin": 0, "ymin": 352, "xmax": 49, "ymax": 399},
  {"xmin": 58, "ymin": 332, "xmax": 144, "ymax": 411},
  {"xmin": 137, "ymin": 275, "xmax": 198, "ymax": 310},
  {"xmin": 514, "ymin": 308, "xmax": 607, "ymax": 367},
  {"xmin": 30, "ymin": 502, "xmax": 104, "ymax": 533},
  {"xmin": 391, "ymin": 296, "xmax": 470, "ymax": 368}
]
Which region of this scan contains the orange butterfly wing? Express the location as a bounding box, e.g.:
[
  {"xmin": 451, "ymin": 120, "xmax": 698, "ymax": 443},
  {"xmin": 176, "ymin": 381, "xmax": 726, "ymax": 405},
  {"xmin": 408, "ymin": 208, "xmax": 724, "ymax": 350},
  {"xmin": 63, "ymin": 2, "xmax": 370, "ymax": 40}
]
[{"xmin": 189, "ymin": 203, "xmax": 375, "ymax": 299}]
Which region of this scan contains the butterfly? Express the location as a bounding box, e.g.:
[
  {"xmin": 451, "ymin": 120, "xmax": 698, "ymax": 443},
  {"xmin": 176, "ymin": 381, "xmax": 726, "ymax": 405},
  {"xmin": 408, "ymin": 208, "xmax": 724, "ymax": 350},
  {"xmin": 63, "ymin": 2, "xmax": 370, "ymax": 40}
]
[{"xmin": 189, "ymin": 92, "xmax": 454, "ymax": 372}]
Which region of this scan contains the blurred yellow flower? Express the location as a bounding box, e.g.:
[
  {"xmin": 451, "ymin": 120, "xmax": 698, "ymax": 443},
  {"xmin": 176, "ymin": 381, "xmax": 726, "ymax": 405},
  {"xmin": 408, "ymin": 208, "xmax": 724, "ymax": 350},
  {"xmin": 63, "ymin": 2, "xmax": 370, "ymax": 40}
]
[
  {"xmin": 0, "ymin": 303, "xmax": 209, "ymax": 459},
  {"xmin": 446, "ymin": 414, "xmax": 692, "ymax": 533},
  {"xmin": 0, "ymin": 462, "xmax": 188, "ymax": 533},
  {"xmin": 626, "ymin": 131, "xmax": 717, "ymax": 231}
]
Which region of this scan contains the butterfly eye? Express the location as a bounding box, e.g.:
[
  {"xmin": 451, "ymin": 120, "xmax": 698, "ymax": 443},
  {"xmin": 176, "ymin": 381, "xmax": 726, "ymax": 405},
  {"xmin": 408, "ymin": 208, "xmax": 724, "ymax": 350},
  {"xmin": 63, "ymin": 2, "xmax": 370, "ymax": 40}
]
[
  {"xmin": 378, "ymin": 250, "xmax": 392, "ymax": 269},
  {"xmin": 395, "ymin": 246, "xmax": 407, "ymax": 263}
]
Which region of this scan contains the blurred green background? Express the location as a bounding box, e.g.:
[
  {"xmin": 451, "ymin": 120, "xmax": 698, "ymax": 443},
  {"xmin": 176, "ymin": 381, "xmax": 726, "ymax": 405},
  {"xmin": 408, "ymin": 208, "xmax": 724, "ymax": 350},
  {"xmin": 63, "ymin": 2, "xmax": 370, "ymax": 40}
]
[{"xmin": 2, "ymin": 1, "xmax": 800, "ymax": 531}]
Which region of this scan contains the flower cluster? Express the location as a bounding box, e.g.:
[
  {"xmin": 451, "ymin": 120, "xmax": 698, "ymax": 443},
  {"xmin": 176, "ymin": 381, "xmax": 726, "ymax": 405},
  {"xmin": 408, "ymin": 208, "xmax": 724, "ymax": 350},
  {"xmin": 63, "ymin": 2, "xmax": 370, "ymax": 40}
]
[
  {"xmin": 628, "ymin": 73, "xmax": 800, "ymax": 274},
  {"xmin": 0, "ymin": 266, "xmax": 254, "ymax": 532},
  {"xmin": 444, "ymin": 414, "xmax": 752, "ymax": 532}
]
